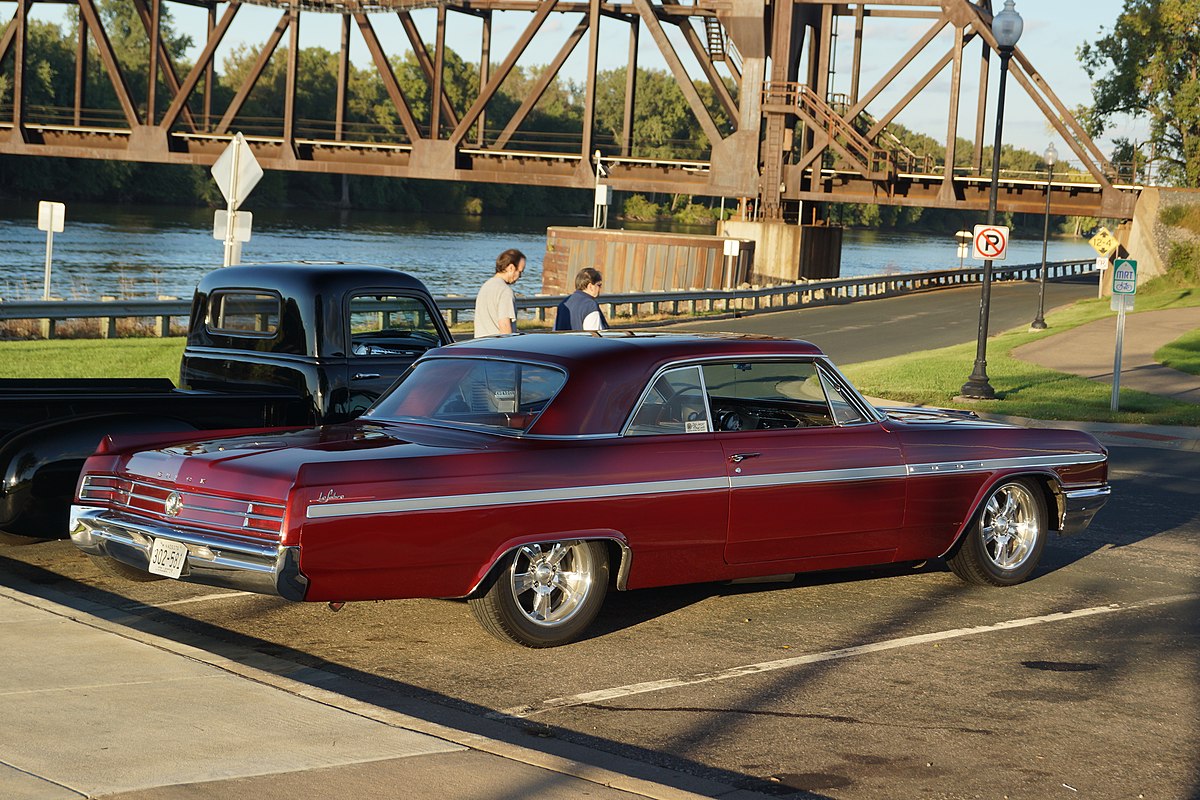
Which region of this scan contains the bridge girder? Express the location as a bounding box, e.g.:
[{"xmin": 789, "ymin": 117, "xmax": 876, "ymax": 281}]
[{"xmin": 0, "ymin": 0, "xmax": 1139, "ymax": 218}]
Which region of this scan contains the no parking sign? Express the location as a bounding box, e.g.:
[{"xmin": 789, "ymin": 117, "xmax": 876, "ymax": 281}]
[{"xmin": 972, "ymin": 224, "xmax": 1010, "ymax": 261}]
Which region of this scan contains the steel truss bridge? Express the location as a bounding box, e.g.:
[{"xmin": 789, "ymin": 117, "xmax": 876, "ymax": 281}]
[{"xmin": 0, "ymin": 0, "xmax": 1140, "ymax": 218}]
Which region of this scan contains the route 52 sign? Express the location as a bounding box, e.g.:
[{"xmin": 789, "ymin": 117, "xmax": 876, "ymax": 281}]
[{"xmin": 972, "ymin": 224, "xmax": 1010, "ymax": 261}]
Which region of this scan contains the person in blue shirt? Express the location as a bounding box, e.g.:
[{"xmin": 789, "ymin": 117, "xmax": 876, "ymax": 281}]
[{"xmin": 554, "ymin": 268, "xmax": 608, "ymax": 331}]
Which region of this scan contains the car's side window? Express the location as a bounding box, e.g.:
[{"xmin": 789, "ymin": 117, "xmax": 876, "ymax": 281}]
[
  {"xmin": 702, "ymin": 361, "xmax": 836, "ymax": 431},
  {"xmin": 349, "ymin": 294, "xmax": 444, "ymax": 356},
  {"xmin": 820, "ymin": 370, "xmax": 870, "ymax": 425},
  {"xmin": 626, "ymin": 366, "xmax": 709, "ymax": 435}
]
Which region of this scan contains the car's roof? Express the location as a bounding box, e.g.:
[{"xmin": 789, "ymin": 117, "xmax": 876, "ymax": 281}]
[
  {"xmin": 432, "ymin": 332, "xmax": 827, "ymax": 436},
  {"xmin": 196, "ymin": 263, "xmax": 432, "ymax": 297}
]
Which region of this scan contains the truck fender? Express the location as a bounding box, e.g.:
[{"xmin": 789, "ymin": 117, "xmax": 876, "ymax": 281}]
[{"xmin": 0, "ymin": 414, "xmax": 197, "ymax": 539}]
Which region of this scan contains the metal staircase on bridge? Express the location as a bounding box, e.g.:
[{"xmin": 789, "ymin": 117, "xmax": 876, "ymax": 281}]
[{"xmin": 764, "ymin": 83, "xmax": 893, "ymax": 181}]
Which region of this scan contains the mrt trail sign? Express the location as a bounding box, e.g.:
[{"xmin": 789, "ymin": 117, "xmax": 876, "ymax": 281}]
[
  {"xmin": 971, "ymin": 224, "xmax": 1009, "ymax": 260},
  {"xmin": 1111, "ymin": 259, "xmax": 1137, "ymax": 312}
]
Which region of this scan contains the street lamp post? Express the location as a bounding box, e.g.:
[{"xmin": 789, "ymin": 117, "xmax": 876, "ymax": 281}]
[
  {"xmin": 1031, "ymin": 141, "xmax": 1057, "ymax": 330},
  {"xmin": 962, "ymin": 0, "xmax": 1023, "ymax": 400}
]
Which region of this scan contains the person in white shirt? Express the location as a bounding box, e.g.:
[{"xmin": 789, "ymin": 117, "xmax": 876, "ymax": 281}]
[{"xmin": 473, "ymin": 249, "xmax": 526, "ymax": 337}]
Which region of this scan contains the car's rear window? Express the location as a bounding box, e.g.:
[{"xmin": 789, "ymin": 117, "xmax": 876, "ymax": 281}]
[
  {"xmin": 205, "ymin": 291, "xmax": 281, "ymax": 336},
  {"xmin": 367, "ymin": 358, "xmax": 567, "ymax": 434}
]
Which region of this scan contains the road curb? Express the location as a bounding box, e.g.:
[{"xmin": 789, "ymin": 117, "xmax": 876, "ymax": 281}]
[{"xmin": 0, "ymin": 583, "xmax": 767, "ymax": 800}]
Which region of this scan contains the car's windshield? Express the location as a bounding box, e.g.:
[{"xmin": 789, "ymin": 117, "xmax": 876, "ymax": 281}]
[{"xmin": 366, "ymin": 357, "xmax": 567, "ymax": 434}]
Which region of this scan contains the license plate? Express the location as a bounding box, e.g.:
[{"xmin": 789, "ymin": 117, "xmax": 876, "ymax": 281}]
[{"xmin": 148, "ymin": 538, "xmax": 189, "ymax": 579}]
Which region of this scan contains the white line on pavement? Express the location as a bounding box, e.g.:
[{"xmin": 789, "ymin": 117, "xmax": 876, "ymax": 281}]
[
  {"xmin": 496, "ymin": 594, "xmax": 1199, "ymax": 720},
  {"xmin": 120, "ymin": 591, "xmax": 253, "ymax": 611}
]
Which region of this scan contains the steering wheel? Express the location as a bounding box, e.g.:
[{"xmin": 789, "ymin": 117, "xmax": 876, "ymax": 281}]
[{"xmin": 657, "ymin": 388, "xmax": 706, "ymax": 425}]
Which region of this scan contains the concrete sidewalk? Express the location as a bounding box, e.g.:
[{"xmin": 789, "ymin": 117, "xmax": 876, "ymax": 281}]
[
  {"xmin": 1012, "ymin": 305, "xmax": 1200, "ymax": 404},
  {"xmin": 0, "ymin": 585, "xmax": 768, "ymax": 800}
]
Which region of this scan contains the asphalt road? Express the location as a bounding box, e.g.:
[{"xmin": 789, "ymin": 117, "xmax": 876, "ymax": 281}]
[
  {"xmin": 1, "ymin": 276, "xmax": 1195, "ymax": 799},
  {"xmin": 666, "ymin": 274, "xmax": 1099, "ymax": 364},
  {"xmin": 2, "ymin": 444, "xmax": 1196, "ymax": 799}
]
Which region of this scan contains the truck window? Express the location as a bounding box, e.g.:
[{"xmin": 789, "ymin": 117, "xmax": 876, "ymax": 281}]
[
  {"xmin": 206, "ymin": 291, "xmax": 281, "ymax": 336},
  {"xmin": 349, "ymin": 294, "xmax": 444, "ymax": 356}
]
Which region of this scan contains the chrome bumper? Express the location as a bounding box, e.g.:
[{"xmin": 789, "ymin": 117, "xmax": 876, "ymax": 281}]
[
  {"xmin": 1059, "ymin": 485, "xmax": 1111, "ymax": 536},
  {"xmin": 69, "ymin": 505, "xmax": 308, "ymax": 600}
]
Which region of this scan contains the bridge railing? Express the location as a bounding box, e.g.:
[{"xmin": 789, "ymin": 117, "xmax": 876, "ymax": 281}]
[{"xmin": 0, "ymin": 260, "xmax": 1097, "ymax": 339}]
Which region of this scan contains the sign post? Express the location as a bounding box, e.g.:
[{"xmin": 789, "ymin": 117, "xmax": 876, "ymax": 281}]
[
  {"xmin": 37, "ymin": 201, "xmax": 66, "ymax": 301},
  {"xmin": 1109, "ymin": 259, "xmax": 1138, "ymax": 412},
  {"xmin": 210, "ymin": 132, "xmax": 263, "ymax": 266}
]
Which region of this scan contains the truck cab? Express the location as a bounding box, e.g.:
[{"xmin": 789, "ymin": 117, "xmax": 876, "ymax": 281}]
[{"xmin": 181, "ymin": 263, "xmax": 452, "ymax": 423}]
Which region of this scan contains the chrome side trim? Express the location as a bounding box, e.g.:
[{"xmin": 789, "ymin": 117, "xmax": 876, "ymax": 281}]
[
  {"xmin": 730, "ymin": 465, "xmax": 906, "ymax": 488},
  {"xmin": 907, "ymin": 452, "xmax": 1106, "ymax": 475},
  {"xmin": 307, "ymin": 476, "xmax": 730, "ymax": 519},
  {"xmin": 305, "ymin": 452, "xmax": 1106, "ymax": 520}
]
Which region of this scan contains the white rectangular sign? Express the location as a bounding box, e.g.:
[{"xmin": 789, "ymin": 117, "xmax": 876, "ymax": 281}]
[
  {"xmin": 213, "ymin": 209, "xmax": 253, "ymax": 242},
  {"xmin": 37, "ymin": 201, "xmax": 65, "ymax": 233}
]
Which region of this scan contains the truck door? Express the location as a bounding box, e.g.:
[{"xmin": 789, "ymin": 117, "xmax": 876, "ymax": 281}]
[{"xmin": 345, "ymin": 293, "xmax": 450, "ymax": 417}]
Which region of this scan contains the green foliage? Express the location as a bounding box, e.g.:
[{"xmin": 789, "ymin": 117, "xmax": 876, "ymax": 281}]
[
  {"xmin": 1079, "ymin": 0, "xmax": 1200, "ymax": 186},
  {"xmin": 673, "ymin": 202, "xmax": 717, "ymax": 226},
  {"xmin": 622, "ymin": 194, "xmax": 661, "ymax": 221},
  {"xmin": 1155, "ymin": 328, "xmax": 1200, "ymax": 375}
]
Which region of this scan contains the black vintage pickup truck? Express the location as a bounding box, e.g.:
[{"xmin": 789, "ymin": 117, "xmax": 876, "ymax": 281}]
[{"xmin": 0, "ymin": 262, "xmax": 452, "ymax": 540}]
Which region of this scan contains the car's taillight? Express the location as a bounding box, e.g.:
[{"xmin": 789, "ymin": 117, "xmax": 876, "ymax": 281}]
[{"xmin": 78, "ymin": 475, "xmax": 123, "ymax": 503}]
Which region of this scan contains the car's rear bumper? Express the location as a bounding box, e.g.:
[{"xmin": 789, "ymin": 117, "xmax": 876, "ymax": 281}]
[
  {"xmin": 69, "ymin": 505, "xmax": 308, "ymax": 600},
  {"xmin": 1060, "ymin": 485, "xmax": 1111, "ymax": 536}
]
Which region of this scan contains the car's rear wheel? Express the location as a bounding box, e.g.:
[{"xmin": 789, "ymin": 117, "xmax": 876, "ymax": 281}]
[
  {"xmin": 469, "ymin": 539, "xmax": 608, "ymax": 647},
  {"xmin": 88, "ymin": 555, "xmax": 166, "ymax": 583},
  {"xmin": 948, "ymin": 478, "xmax": 1046, "ymax": 586}
]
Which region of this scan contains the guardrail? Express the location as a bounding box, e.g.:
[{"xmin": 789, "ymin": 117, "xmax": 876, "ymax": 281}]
[{"xmin": 0, "ymin": 260, "xmax": 1097, "ymax": 338}]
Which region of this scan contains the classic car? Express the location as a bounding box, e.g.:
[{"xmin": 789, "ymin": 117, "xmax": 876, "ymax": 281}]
[{"xmin": 70, "ymin": 332, "xmax": 1110, "ymax": 647}]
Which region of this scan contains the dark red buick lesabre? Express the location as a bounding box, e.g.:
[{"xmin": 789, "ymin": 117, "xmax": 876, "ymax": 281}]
[{"xmin": 71, "ymin": 332, "xmax": 1109, "ymax": 647}]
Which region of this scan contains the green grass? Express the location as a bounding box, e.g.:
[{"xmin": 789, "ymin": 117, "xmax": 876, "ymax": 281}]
[
  {"xmin": 841, "ymin": 286, "xmax": 1200, "ymax": 427},
  {"xmin": 0, "ymin": 337, "xmax": 184, "ymax": 380},
  {"xmin": 1156, "ymin": 328, "xmax": 1200, "ymax": 376}
]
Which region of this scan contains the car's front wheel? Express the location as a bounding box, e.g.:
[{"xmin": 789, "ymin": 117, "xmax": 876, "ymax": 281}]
[
  {"xmin": 469, "ymin": 540, "xmax": 609, "ymax": 647},
  {"xmin": 948, "ymin": 479, "xmax": 1047, "ymax": 586}
]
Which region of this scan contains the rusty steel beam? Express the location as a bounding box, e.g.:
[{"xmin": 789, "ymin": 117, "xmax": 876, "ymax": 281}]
[
  {"xmin": 448, "ymin": 0, "xmax": 556, "ymax": 146},
  {"xmin": 160, "ymin": 0, "xmax": 240, "ymax": 132},
  {"xmin": 494, "ymin": 17, "xmax": 589, "ymax": 149},
  {"xmin": 76, "ymin": 0, "xmax": 140, "ymax": 126},
  {"xmin": 0, "ymin": 0, "xmax": 1140, "ymax": 222},
  {"xmin": 216, "ymin": 10, "xmax": 290, "ymax": 135},
  {"xmin": 354, "ymin": 11, "xmax": 423, "ymax": 142},
  {"xmin": 397, "ymin": 9, "xmax": 459, "ymax": 134},
  {"xmin": 131, "ymin": 0, "xmax": 197, "ymax": 130}
]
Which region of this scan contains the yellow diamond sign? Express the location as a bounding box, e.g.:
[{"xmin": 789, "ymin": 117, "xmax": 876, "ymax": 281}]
[{"xmin": 1088, "ymin": 227, "xmax": 1120, "ymax": 258}]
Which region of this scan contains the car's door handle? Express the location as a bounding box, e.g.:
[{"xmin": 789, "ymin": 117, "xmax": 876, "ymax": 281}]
[
  {"xmin": 352, "ymin": 373, "xmax": 381, "ymax": 380},
  {"xmin": 729, "ymin": 452, "xmax": 761, "ymax": 463}
]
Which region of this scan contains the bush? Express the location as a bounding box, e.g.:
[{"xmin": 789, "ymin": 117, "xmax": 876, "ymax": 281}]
[
  {"xmin": 1160, "ymin": 204, "xmax": 1200, "ymax": 235},
  {"xmin": 673, "ymin": 202, "xmax": 716, "ymax": 225},
  {"xmin": 622, "ymin": 194, "xmax": 660, "ymax": 221}
]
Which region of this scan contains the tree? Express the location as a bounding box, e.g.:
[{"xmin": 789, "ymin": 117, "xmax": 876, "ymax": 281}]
[{"xmin": 1078, "ymin": 0, "xmax": 1200, "ymax": 186}]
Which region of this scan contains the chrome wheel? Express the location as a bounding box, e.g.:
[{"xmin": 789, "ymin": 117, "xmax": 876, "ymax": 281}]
[
  {"xmin": 508, "ymin": 541, "xmax": 595, "ymax": 627},
  {"xmin": 980, "ymin": 482, "xmax": 1041, "ymax": 570},
  {"xmin": 947, "ymin": 478, "xmax": 1047, "ymax": 587},
  {"xmin": 470, "ymin": 539, "xmax": 609, "ymax": 647}
]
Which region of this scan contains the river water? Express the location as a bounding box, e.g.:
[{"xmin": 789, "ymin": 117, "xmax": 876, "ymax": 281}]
[{"xmin": 0, "ymin": 200, "xmax": 1098, "ymax": 302}]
